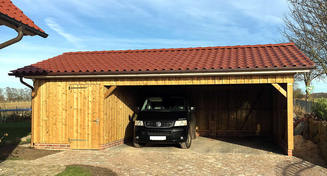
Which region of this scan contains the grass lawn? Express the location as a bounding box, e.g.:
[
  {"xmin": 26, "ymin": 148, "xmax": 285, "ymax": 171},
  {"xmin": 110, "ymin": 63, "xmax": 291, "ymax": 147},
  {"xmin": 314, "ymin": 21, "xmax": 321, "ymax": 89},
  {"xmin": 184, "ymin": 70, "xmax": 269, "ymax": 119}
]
[
  {"xmin": 56, "ymin": 165, "xmax": 118, "ymax": 176},
  {"xmin": 0, "ymin": 120, "xmax": 33, "ymax": 161},
  {"xmin": 56, "ymin": 165, "xmax": 91, "ymax": 176},
  {"xmin": 0, "ymin": 120, "xmax": 31, "ymax": 145}
]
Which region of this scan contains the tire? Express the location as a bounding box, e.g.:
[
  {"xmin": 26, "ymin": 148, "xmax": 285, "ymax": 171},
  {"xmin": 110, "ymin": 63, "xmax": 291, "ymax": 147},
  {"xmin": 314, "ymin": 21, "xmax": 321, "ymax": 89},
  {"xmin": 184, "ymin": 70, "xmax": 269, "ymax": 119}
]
[{"xmin": 180, "ymin": 132, "xmax": 192, "ymax": 149}]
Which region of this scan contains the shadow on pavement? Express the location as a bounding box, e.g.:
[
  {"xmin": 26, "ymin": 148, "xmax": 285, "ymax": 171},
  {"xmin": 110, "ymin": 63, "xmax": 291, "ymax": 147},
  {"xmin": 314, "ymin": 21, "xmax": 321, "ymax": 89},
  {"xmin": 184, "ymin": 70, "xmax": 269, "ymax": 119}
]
[
  {"xmin": 195, "ymin": 136, "xmax": 284, "ymax": 155},
  {"xmin": 275, "ymin": 160, "xmax": 323, "ymax": 176}
]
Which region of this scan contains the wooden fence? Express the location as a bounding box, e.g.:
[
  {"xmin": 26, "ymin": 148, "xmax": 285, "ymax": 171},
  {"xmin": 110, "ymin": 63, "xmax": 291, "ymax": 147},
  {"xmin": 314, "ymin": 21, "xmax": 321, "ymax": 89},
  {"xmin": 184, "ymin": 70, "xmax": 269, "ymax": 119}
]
[{"xmin": 294, "ymin": 99, "xmax": 313, "ymax": 113}]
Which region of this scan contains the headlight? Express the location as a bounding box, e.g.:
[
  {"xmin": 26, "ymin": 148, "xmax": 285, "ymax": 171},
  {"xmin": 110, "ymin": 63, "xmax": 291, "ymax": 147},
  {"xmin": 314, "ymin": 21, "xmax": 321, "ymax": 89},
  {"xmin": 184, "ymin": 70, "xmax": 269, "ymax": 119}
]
[
  {"xmin": 174, "ymin": 120, "xmax": 187, "ymax": 126},
  {"xmin": 135, "ymin": 120, "xmax": 144, "ymax": 126}
]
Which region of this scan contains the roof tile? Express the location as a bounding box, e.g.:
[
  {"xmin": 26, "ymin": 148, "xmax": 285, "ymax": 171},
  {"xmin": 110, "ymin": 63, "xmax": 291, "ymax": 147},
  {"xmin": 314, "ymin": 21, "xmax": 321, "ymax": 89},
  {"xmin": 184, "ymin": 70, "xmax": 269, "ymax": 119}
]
[
  {"xmin": 0, "ymin": 0, "xmax": 46, "ymax": 36},
  {"xmin": 10, "ymin": 43, "xmax": 315, "ymax": 76}
]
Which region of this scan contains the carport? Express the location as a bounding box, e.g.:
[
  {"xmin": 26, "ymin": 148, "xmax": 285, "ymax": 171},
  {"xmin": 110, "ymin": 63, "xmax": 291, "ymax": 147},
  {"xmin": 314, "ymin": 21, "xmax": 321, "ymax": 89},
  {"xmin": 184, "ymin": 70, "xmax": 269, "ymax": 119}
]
[
  {"xmin": 102, "ymin": 77, "xmax": 294, "ymax": 155},
  {"xmin": 9, "ymin": 43, "xmax": 315, "ymax": 156}
]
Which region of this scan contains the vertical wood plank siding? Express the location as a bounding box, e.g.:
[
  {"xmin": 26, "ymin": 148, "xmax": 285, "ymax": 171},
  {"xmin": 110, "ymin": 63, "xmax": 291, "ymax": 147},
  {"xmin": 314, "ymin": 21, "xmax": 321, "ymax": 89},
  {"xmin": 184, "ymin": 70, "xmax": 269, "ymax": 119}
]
[
  {"xmin": 31, "ymin": 74, "xmax": 294, "ymax": 150},
  {"xmin": 272, "ymin": 84, "xmax": 287, "ymax": 151},
  {"xmin": 103, "ymin": 87, "xmax": 137, "ymax": 146},
  {"xmin": 185, "ymin": 85, "xmax": 274, "ymax": 136},
  {"xmin": 287, "ymin": 83, "xmax": 294, "ymax": 156}
]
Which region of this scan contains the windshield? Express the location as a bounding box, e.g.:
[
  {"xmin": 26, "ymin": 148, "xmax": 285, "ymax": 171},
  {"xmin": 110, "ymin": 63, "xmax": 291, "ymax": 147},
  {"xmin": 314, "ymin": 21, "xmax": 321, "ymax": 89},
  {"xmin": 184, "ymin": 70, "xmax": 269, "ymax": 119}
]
[{"xmin": 141, "ymin": 97, "xmax": 186, "ymax": 112}]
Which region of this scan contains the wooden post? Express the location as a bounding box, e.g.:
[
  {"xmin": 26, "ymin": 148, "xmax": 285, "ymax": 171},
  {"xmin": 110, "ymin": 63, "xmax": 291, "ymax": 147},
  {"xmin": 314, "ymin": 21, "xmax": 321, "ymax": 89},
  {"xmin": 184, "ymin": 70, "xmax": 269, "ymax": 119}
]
[
  {"xmin": 31, "ymin": 84, "xmax": 36, "ymax": 147},
  {"xmin": 287, "ymin": 82, "xmax": 294, "ymax": 156}
]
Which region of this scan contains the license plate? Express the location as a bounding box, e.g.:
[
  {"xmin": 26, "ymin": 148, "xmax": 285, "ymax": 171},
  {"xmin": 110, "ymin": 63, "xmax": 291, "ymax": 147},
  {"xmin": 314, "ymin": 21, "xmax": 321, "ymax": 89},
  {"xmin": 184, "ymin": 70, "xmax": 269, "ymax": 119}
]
[{"xmin": 150, "ymin": 136, "xmax": 166, "ymax": 141}]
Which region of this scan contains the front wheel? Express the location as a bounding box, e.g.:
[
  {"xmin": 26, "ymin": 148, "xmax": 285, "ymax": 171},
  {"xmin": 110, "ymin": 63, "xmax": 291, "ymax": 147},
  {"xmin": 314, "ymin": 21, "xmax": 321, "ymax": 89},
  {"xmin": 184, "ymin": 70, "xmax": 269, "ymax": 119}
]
[{"xmin": 180, "ymin": 132, "xmax": 192, "ymax": 149}]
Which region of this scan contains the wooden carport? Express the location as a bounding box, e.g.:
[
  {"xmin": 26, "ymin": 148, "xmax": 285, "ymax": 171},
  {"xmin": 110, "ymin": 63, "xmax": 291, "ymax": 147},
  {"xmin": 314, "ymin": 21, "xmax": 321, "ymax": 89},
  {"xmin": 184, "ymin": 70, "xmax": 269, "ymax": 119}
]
[{"xmin": 9, "ymin": 43, "xmax": 314, "ymax": 156}]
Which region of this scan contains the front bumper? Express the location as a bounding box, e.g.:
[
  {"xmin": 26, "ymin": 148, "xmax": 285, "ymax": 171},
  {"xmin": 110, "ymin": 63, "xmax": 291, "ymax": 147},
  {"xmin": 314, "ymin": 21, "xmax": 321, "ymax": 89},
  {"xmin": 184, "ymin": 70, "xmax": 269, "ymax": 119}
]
[{"xmin": 134, "ymin": 126, "xmax": 188, "ymax": 144}]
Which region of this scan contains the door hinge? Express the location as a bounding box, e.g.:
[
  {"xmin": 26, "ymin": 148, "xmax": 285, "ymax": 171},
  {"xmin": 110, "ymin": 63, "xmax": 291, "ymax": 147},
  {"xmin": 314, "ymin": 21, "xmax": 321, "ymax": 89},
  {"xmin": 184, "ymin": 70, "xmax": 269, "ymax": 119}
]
[
  {"xmin": 69, "ymin": 138, "xmax": 88, "ymax": 142},
  {"xmin": 69, "ymin": 86, "xmax": 87, "ymax": 90}
]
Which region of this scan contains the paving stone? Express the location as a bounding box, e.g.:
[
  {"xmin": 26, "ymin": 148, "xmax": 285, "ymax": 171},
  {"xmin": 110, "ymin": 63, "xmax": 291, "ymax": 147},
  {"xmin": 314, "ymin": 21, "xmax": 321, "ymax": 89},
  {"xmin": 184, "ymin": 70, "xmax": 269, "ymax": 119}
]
[{"xmin": 0, "ymin": 137, "xmax": 327, "ymax": 175}]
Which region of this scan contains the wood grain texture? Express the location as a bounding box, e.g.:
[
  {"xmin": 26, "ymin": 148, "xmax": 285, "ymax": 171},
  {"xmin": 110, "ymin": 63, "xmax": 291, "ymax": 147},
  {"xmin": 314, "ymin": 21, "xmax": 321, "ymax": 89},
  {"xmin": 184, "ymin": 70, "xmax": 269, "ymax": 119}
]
[
  {"xmin": 272, "ymin": 83, "xmax": 288, "ymax": 154},
  {"xmin": 104, "ymin": 86, "xmax": 117, "ymax": 99},
  {"xmin": 103, "ymin": 87, "xmax": 136, "ymax": 145},
  {"xmin": 31, "ymin": 74, "xmax": 294, "ymax": 149},
  {"xmin": 287, "ymin": 83, "xmax": 294, "ymax": 151},
  {"xmin": 272, "ymin": 83, "xmax": 287, "ymax": 97},
  {"xmin": 68, "ymin": 84, "xmax": 101, "ymax": 149},
  {"xmin": 51, "ymin": 74, "xmax": 293, "ymax": 86},
  {"xmin": 189, "ymin": 85, "xmax": 273, "ymax": 137}
]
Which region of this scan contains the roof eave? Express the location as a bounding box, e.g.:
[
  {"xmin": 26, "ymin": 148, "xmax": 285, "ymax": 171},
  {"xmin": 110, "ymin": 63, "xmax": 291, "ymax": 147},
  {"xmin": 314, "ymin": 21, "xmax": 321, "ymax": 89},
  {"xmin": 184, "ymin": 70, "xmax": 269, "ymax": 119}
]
[
  {"xmin": 0, "ymin": 13, "xmax": 48, "ymax": 38},
  {"xmin": 10, "ymin": 67, "xmax": 314, "ymax": 79}
]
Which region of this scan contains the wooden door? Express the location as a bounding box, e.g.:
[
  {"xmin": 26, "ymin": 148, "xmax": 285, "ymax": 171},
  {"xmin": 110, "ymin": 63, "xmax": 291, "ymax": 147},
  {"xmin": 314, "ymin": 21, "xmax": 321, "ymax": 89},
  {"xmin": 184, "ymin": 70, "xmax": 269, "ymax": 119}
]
[{"xmin": 68, "ymin": 84, "xmax": 100, "ymax": 149}]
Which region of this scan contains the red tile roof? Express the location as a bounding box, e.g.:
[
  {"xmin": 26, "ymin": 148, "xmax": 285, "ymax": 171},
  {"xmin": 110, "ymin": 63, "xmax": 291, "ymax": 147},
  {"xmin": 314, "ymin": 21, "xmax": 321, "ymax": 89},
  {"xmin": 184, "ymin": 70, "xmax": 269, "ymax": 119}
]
[
  {"xmin": 9, "ymin": 43, "xmax": 315, "ymax": 77},
  {"xmin": 0, "ymin": 0, "xmax": 47, "ymax": 37}
]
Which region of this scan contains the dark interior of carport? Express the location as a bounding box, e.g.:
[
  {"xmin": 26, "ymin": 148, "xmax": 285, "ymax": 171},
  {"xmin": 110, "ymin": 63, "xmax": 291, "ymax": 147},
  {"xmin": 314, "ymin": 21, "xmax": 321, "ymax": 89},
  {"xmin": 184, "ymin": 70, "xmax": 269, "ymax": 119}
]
[{"xmin": 112, "ymin": 84, "xmax": 288, "ymax": 153}]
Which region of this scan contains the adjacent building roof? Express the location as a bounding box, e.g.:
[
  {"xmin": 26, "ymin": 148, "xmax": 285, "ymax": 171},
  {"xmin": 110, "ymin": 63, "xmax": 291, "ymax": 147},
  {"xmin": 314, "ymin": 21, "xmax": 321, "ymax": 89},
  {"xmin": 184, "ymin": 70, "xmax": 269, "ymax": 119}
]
[
  {"xmin": 0, "ymin": 0, "xmax": 47, "ymax": 37},
  {"xmin": 9, "ymin": 43, "xmax": 315, "ymax": 77}
]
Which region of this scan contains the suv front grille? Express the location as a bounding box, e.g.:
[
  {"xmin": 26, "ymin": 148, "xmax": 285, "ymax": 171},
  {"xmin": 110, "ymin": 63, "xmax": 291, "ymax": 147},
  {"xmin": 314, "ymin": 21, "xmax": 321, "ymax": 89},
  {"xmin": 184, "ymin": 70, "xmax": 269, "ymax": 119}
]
[
  {"xmin": 144, "ymin": 121, "xmax": 174, "ymax": 128},
  {"xmin": 147, "ymin": 130, "xmax": 171, "ymax": 136}
]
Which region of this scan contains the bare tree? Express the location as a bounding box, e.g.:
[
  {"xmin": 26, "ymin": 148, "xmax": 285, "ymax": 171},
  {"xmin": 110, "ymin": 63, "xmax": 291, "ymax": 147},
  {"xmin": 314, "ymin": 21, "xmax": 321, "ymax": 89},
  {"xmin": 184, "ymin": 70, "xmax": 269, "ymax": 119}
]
[
  {"xmin": 282, "ymin": 0, "xmax": 326, "ymax": 103},
  {"xmin": 4, "ymin": 87, "xmax": 31, "ymax": 101},
  {"xmin": 0, "ymin": 88, "xmax": 5, "ymax": 102},
  {"xmin": 283, "ymin": 0, "xmax": 327, "ymax": 73},
  {"xmin": 22, "ymin": 88, "xmax": 31, "ymax": 101},
  {"xmin": 5, "ymin": 87, "xmax": 17, "ymax": 101},
  {"xmin": 295, "ymin": 71, "xmax": 324, "ymax": 112}
]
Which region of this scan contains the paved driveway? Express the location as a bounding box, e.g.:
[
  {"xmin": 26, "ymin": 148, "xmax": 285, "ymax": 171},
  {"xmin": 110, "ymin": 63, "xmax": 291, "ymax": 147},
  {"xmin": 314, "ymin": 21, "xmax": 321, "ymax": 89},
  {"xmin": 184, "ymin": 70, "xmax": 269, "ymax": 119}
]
[{"xmin": 1, "ymin": 137, "xmax": 327, "ymax": 176}]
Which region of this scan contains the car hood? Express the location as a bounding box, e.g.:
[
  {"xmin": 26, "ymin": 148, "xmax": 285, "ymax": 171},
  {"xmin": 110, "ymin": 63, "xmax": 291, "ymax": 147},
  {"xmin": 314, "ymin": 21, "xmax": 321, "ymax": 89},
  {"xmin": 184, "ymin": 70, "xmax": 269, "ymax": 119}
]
[{"xmin": 137, "ymin": 111, "xmax": 188, "ymax": 121}]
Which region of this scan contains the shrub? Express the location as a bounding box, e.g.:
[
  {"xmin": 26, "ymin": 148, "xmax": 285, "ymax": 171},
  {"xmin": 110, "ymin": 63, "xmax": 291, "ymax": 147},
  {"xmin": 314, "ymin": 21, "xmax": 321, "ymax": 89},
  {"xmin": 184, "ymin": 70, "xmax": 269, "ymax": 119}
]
[
  {"xmin": 312, "ymin": 98, "xmax": 327, "ymax": 121},
  {"xmin": 294, "ymin": 105, "xmax": 305, "ymax": 118}
]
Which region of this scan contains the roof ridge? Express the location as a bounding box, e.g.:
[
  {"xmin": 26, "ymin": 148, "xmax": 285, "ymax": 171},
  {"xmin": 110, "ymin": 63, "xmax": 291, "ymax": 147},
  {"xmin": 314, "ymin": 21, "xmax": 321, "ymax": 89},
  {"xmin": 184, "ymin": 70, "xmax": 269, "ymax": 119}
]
[{"xmin": 63, "ymin": 43, "xmax": 295, "ymax": 55}]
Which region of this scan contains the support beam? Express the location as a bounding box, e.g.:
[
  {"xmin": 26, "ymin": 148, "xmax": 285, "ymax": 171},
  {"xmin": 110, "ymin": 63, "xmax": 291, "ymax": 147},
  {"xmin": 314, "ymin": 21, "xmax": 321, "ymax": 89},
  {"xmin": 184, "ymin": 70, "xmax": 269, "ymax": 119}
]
[
  {"xmin": 272, "ymin": 83, "xmax": 287, "ymax": 97},
  {"xmin": 287, "ymin": 82, "xmax": 294, "ymax": 156},
  {"xmin": 104, "ymin": 86, "xmax": 117, "ymax": 98}
]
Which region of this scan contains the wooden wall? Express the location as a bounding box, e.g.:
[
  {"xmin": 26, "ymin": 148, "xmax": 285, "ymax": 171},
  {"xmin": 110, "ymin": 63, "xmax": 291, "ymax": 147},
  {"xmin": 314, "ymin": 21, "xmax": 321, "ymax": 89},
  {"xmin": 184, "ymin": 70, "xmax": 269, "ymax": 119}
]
[
  {"xmin": 32, "ymin": 80, "xmax": 69, "ymax": 144},
  {"xmin": 31, "ymin": 74, "xmax": 294, "ymax": 150},
  {"xmin": 191, "ymin": 85, "xmax": 274, "ymax": 137},
  {"xmin": 132, "ymin": 85, "xmax": 274, "ymax": 137},
  {"xmin": 103, "ymin": 87, "xmax": 138, "ymax": 145},
  {"xmin": 272, "ymin": 84, "xmax": 287, "ymax": 149},
  {"xmin": 30, "ymin": 74, "xmax": 294, "ymax": 86},
  {"xmin": 32, "ymin": 80, "xmax": 104, "ymax": 149}
]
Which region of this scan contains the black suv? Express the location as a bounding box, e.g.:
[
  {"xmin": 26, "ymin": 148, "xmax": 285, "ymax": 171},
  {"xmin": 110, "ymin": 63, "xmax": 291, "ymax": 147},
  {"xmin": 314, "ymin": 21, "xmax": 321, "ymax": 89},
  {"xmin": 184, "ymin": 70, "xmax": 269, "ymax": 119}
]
[{"xmin": 132, "ymin": 97, "xmax": 195, "ymax": 149}]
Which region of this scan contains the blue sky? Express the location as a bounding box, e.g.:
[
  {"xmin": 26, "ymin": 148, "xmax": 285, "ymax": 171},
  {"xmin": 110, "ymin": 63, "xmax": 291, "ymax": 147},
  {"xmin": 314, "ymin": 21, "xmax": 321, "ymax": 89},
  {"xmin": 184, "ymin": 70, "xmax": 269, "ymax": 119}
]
[{"xmin": 1, "ymin": 0, "xmax": 326, "ymax": 92}]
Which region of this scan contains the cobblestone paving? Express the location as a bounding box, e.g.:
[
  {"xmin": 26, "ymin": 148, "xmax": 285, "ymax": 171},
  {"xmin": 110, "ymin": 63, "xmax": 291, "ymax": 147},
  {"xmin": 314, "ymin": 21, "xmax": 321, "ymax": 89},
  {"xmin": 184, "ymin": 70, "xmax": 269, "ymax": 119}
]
[{"xmin": 1, "ymin": 137, "xmax": 327, "ymax": 176}]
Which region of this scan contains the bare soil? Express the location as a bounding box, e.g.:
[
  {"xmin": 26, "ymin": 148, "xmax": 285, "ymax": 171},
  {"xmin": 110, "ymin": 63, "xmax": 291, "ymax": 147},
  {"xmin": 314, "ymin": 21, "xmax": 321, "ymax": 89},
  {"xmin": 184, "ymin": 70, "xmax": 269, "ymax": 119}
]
[
  {"xmin": 293, "ymin": 135, "xmax": 327, "ymax": 167},
  {"xmin": 0, "ymin": 144, "xmax": 61, "ymax": 161}
]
